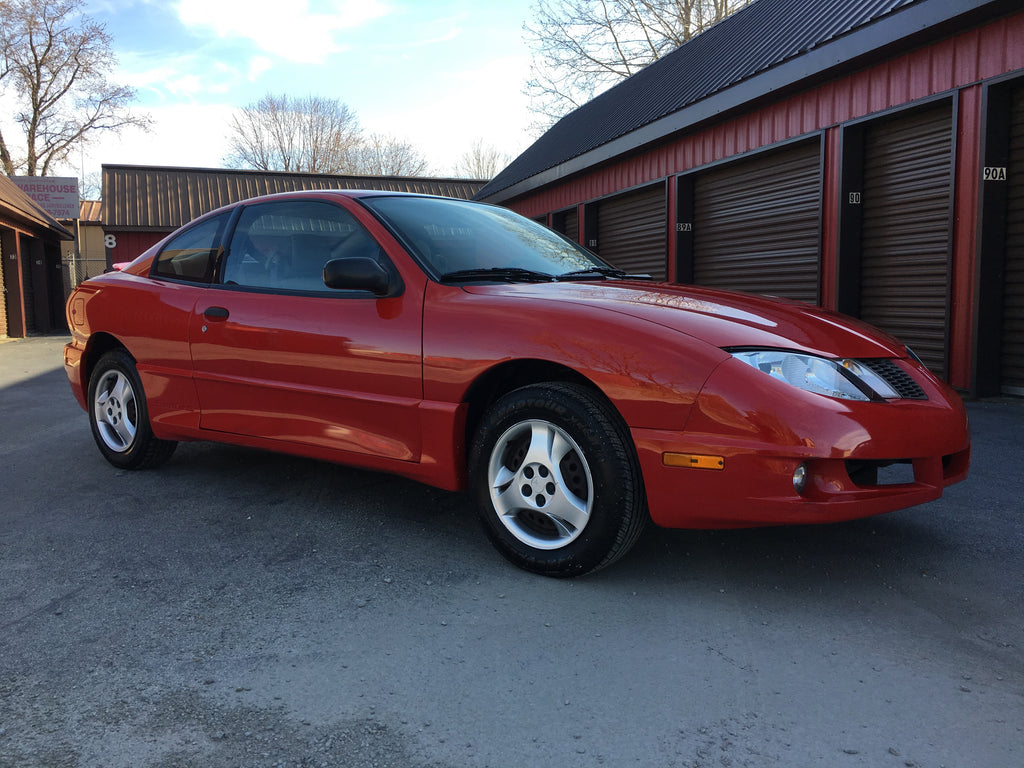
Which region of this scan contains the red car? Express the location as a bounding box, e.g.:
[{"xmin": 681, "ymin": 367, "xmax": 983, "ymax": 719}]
[{"xmin": 65, "ymin": 191, "xmax": 970, "ymax": 576}]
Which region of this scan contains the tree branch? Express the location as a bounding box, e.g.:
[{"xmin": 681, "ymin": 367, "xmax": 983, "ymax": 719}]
[
  {"xmin": 523, "ymin": 0, "xmax": 751, "ymax": 129},
  {"xmin": 0, "ymin": 0, "xmax": 149, "ymax": 176}
]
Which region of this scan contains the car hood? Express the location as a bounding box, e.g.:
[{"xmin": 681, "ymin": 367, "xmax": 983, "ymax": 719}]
[{"xmin": 465, "ymin": 281, "xmax": 907, "ymax": 359}]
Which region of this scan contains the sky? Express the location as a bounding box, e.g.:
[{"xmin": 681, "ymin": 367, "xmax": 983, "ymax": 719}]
[{"xmin": 49, "ymin": 0, "xmax": 540, "ymax": 186}]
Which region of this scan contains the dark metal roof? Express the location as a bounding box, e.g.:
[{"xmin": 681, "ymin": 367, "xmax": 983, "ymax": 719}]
[
  {"xmin": 0, "ymin": 174, "xmax": 74, "ymax": 239},
  {"xmin": 103, "ymin": 165, "xmax": 488, "ymax": 231},
  {"xmin": 477, "ymin": 0, "xmax": 1012, "ymax": 203}
]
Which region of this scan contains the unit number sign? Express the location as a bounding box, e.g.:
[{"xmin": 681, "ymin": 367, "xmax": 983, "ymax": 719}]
[{"xmin": 983, "ymin": 167, "xmax": 1007, "ymax": 181}]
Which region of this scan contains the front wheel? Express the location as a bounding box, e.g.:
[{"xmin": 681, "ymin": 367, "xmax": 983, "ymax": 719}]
[
  {"xmin": 88, "ymin": 349, "xmax": 177, "ymax": 470},
  {"xmin": 470, "ymin": 382, "xmax": 647, "ymax": 577}
]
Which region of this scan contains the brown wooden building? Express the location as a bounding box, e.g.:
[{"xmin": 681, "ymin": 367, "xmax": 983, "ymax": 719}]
[
  {"xmin": 477, "ymin": 0, "xmax": 1024, "ymax": 397},
  {"xmin": 0, "ymin": 174, "xmax": 74, "ymax": 338}
]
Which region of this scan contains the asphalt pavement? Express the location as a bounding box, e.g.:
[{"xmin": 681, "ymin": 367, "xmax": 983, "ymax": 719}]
[{"xmin": 1, "ymin": 334, "xmax": 1021, "ymax": 768}]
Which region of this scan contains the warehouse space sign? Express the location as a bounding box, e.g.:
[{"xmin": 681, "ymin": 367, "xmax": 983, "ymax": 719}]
[{"xmin": 11, "ymin": 176, "xmax": 80, "ymax": 219}]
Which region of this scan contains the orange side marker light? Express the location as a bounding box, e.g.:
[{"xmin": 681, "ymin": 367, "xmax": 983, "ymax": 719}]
[{"xmin": 662, "ymin": 453, "xmax": 725, "ymax": 470}]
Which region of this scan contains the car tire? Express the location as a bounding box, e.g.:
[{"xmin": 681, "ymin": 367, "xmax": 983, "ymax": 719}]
[
  {"xmin": 470, "ymin": 382, "xmax": 647, "ymax": 577},
  {"xmin": 88, "ymin": 349, "xmax": 177, "ymax": 470}
]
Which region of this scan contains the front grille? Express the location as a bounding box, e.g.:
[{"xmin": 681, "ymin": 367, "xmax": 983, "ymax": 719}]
[{"xmin": 860, "ymin": 359, "xmax": 928, "ymax": 400}]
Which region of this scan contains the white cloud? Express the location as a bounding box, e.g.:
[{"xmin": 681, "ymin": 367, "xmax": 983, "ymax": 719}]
[
  {"xmin": 67, "ymin": 102, "xmax": 238, "ymax": 178},
  {"xmin": 175, "ymin": 0, "xmax": 390, "ymax": 64},
  {"xmin": 247, "ymin": 56, "xmax": 273, "ymax": 82},
  {"xmin": 117, "ymin": 51, "xmax": 244, "ymax": 101},
  {"xmin": 385, "ymin": 23, "xmax": 462, "ymax": 51},
  {"xmin": 119, "ymin": 61, "xmax": 199, "ymax": 97}
]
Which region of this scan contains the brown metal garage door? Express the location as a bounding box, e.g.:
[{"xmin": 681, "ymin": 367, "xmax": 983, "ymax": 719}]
[
  {"xmin": 596, "ymin": 184, "xmax": 667, "ymax": 279},
  {"xmin": 553, "ymin": 207, "xmax": 579, "ymax": 242},
  {"xmin": 19, "ymin": 235, "xmax": 36, "ymax": 334},
  {"xmin": 860, "ymin": 104, "xmax": 953, "ymax": 378},
  {"xmin": 1001, "ymin": 86, "xmax": 1024, "ymax": 395},
  {"xmin": 693, "ymin": 141, "xmax": 821, "ymax": 303},
  {"xmin": 0, "ymin": 236, "xmax": 7, "ymax": 338}
]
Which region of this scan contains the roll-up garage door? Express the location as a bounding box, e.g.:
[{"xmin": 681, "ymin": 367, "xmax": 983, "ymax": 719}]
[
  {"xmin": 0, "ymin": 237, "xmax": 7, "ymax": 338},
  {"xmin": 860, "ymin": 104, "xmax": 953, "ymax": 378},
  {"xmin": 596, "ymin": 184, "xmax": 667, "ymax": 279},
  {"xmin": 693, "ymin": 141, "xmax": 821, "ymax": 303},
  {"xmin": 20, "ymin": 237, "xmax": 36, "ymax": 334},
  {"xmin": 553, "ymin": 207, "xmax": 579, "ymax": 242},
  {"xmin": 1001, "ymin": 86, "xmax": 1024, "ymax": 395}
]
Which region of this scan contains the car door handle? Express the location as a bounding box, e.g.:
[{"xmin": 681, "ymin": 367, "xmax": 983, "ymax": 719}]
[{"xmin": 203, "ymin": 306, "xmax": 230, "ymax": 320}]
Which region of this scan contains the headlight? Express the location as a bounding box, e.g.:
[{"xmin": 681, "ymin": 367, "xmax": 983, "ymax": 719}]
[
  {"xmin": 730, "ymin": 350, "xmax": 898, "ymax": 401},
  {"xmin": 837, "ymin": 358, "xmax": 899, "ymax": 399}
]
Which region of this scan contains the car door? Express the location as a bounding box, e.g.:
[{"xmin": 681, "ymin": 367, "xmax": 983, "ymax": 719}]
[
  {"xmin": 120, "ymin": 209, "xmax": 233, "ymax": 433},
  {"xmin": 188, "ymin": 198, "xmax": 424, "ymax": 462}
]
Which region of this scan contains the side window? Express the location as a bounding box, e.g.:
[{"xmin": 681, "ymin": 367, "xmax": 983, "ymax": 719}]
[
  {"xmin": 221, "ymin": 200, "xmax": 384, "ymax": 292},
  {"xmin": 152, "ymin": 213, "xmax": 229, "ymax": 282}
]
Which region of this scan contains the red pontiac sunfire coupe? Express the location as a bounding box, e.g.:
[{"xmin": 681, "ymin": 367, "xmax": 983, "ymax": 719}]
[{"xmin": 65, "ymin": 191, "xmax": 970, "ymax": 576}]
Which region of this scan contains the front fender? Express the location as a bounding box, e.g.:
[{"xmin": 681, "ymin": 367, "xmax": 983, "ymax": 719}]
[{"xmin": 422, "ymin": 282, "xmax": 728, "ymax": 430}]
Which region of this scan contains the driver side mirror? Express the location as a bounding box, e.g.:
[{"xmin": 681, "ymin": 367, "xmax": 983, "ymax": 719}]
[{"xmin": 323, "ymin": 257, "xmax": 394, "ymax": 296}]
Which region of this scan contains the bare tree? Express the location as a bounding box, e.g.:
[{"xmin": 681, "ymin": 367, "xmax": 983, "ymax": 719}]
[
  {"xmin": 524, "ymin": 0, "xmax": 750, "ymax": 130},
  {"xmin": 79, "ymin": 169, "xmax": 101, "ymax": 200},
  {"xmin": 350, "ymin": 133, "xmax": 430, "ymax": 176},
  {"xmin": 454, "ymin": 139, "xmax": 511, "ymax": 179},
  {"xmin": 0, "ymin": 0, "xmax": 151, "ymax": 176},
  {"xmin": 223, "ymin": 94, "xmax": 363, "ymax": 174}
]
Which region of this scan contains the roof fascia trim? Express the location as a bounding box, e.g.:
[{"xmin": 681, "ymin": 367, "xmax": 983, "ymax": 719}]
[{"xmin": 0, "ymin": 205, "xmax": 75, "ymax": 240}]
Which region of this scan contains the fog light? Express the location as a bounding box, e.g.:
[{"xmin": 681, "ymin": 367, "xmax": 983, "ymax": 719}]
[{"xmin": 793, "ymin": 463, "xmax": 808, "ymax": 494}]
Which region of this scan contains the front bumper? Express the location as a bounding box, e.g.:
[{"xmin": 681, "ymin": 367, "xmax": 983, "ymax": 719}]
[{"xmin": 635, "ymin": 357, "xmax": 971, "ymax": 529}]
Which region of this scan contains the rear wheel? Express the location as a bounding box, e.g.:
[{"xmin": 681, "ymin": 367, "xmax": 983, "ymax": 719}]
[
  {"xmin": 88, "ymin": 349, "xmax": 177, "ymax": 470},
  {"xmin": 470, "ymin": 382, "xmax": 647, "ymax": 577}
]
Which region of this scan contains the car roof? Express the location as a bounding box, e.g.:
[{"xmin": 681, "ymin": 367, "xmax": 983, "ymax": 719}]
[
  {"xmin": 242, "ymin": 189, "xmax": 449, "ymax": 203},
  {"xmin": 187, "ymin": 188, "xmax": 460, "ymax": 223}
]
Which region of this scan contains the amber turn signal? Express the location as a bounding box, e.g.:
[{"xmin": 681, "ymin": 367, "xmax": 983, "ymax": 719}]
[{"xmin": 662, "ymin": 453, "xmax": 725, "ymax": 470}]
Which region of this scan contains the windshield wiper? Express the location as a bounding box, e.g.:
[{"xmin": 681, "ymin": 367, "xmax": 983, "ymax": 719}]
[
  {"xmin": 556, "ymin": 266, "xmax": 653, "ymax": 281},
  {"xmin": 439, "ymin": 267, "xmax": 555, "ymax": 283}
]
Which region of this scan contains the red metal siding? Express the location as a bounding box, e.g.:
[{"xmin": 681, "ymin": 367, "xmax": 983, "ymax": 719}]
[
  {"xmin": 820, "ymin": 126, "xmax": 842, "ymax": 311},
  {"xmin": 666, "ymin": 178, "xmax": 678, "ymax": 283},
  {"xmin": 108, "ymin": 230, "xmax": 165, "ymax": 266},
  {"xmin": 951, "ymin": 85, "xmax": 983, "ymax": 390}
]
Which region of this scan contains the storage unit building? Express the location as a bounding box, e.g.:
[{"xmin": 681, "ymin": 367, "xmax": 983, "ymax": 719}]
[
  {"xmin": 476, "ymin": 0, "xmax": 1024, "ymax": 396},
  {"xmin": 1, "ymin": 175, "xmax": 74, "ymax": 338}
]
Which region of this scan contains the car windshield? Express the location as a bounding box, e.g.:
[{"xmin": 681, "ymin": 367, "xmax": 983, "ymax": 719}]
[{"xmin": 361, "ymin": 195, "xmax": 611, "ymax": 281}]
